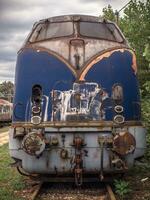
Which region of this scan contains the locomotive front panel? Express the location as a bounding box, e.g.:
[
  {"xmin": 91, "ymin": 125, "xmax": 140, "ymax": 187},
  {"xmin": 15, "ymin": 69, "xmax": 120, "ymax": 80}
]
[{"xmin": 9, "ymin": 15, "xmax": 146, "ymax": 184}]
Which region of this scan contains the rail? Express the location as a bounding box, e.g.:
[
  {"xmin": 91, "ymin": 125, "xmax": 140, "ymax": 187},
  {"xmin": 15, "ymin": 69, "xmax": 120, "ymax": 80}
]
[{"xmin": 30, "ymin": 182, "xmax": 117, "ymax": 200}]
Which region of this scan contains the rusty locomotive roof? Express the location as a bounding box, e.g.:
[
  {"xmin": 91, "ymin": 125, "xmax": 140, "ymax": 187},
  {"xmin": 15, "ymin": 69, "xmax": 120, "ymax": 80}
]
[
  {"xmin": 33, "ymin": 14, "xmax": 112, "ymax": 28},
  {"xmin": 40, "ymin": 14, "xmax": 104, "ymax": 23}
]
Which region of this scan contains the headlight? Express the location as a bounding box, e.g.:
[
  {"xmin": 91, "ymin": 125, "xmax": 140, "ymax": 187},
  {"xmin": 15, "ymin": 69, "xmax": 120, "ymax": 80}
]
[
  {"xmin": 114, "ymin": 115, "xmax": 125, "ymax": 124},
  {"xmin": 22, "ymin": 132, "xmax": 45, "ymax": 156},
  {"xmin": 31, "ymin": 116, "xmax": 41, "ymax": 125},
  {"xmin": 114, "ymin": 105, "xmax": 123, "ymax": 113},
  {"xmin": 32, "ymin": 106, "xmax": 41, "ymax": 114}
]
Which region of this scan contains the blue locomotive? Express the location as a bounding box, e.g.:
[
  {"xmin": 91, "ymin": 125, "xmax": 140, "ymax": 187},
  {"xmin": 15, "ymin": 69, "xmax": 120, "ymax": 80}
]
[{"xmin": 9, "ymin": 15, "xmax": 146, "ymax": 185}]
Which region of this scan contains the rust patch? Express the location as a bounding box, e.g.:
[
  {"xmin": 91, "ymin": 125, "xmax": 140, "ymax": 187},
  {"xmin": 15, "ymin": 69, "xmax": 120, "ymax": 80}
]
[
  {"xmin": 73, "ymin": 136, "xmax": 84, "ymax": 149},
  {"xmin": 60, "ymin": 149, "xmax": 68, "ymax": 159},
  {"xmin": 11, "ymin": 120, "xmax": 142, "ymax": 128},
  {"xmin": 130, "ymin": 50, "xmax": 137, "ymax": 74},
  {"xmin": 113, "ymin": 131, "xmax": 136, "ymax": 156}
]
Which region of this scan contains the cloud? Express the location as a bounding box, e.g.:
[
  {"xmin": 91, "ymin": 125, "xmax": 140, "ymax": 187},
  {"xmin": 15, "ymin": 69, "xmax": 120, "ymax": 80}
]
[
  {"xmin": 0, "ymin": 61, "xmax": 15, "ymax": 83},
  {"xmin": 0, "ymin": 0, "xmax": 129, "ymax": 82}
]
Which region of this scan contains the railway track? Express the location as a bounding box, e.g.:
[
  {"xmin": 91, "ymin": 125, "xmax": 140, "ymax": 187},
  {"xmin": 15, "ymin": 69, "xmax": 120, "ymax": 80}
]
[
  {"xmin": 0, "ymin": 131, "xmax": 9, "ymax": 146},
  {"xmin": 30, "ymin": 182, "xmax": 117, "ymax": 200}
]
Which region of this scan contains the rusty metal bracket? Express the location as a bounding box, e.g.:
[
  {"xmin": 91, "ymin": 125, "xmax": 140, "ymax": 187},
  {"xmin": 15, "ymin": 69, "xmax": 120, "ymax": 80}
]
[
  {"xmin": 71, "ymin": 136, "xmax": 86, "ymax": 149},
  {"xmin": 73, "ymin": 137, "xmax": 84, "ymax": 186},
  {"xmin": 99, "ymin": 141, "xmax": 104, "ymax": 181},
  {"xmin": 75, "ymin": 168, "xmax": 83, "ymax": 186}
]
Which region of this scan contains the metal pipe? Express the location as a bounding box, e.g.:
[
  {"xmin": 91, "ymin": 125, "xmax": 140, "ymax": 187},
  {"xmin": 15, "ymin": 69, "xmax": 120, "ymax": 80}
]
[
  {"xmin": 115, "ymin": 0, "xmax": 132, "ymax": 25},
  {"xmin": 100, "ymin": 141, "xmax": 104, "ymax": 180}
]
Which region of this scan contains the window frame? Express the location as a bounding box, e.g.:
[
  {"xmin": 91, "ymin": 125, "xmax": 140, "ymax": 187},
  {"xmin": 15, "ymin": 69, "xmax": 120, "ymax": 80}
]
[
  {"xmin": 29, "ymin": 21, "xmax": 75, "ymax": 43},
  {"xmin": 79, "ymin": 21, "xmax": 124, "ymax": 43}
]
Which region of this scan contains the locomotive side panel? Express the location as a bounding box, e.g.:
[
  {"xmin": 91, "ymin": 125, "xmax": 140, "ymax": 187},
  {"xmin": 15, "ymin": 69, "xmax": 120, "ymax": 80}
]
[
  {"xmin": 13, "ymin": 49, "xmax": 76, "ymax": 122},
  {"xmin": 82, "ymin": 49, "xmax": 140, "ymax": 121}
]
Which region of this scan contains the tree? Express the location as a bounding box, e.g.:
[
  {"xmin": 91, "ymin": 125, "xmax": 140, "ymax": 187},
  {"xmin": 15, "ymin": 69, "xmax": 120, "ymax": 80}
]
[
  {"xmin": 102, "ymin": 1, "xmax": 150, "ymax": 86},
  {"xmin": 120, "ymin": 0, "xmax": 150, "ymax": 72},
  {"xmin": 143, "ymin": 42, "xmax": 150, "ymax": 68},
  {"xmin": 0, "ymin": 81, "xmax": 14, "ymax": 102},
  {"xmin": 102, "ymin": 5, "xmax": 116, "ymax": 22},
  {"xmin": 142, "ymin": 41, "xmax": 150, "ymax": 127}
]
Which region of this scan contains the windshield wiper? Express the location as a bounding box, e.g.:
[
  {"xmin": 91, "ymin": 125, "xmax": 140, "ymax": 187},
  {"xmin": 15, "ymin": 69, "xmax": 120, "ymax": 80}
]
[{"xmin": 35, "ymin": 26, "xmax": 43, "ymax": 41}]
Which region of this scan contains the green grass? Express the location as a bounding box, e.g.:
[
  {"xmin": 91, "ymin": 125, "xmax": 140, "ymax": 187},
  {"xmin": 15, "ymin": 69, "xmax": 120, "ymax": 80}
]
[{"xmin": 0, "ymin": 144, "xmax": 25, "ymax": 200}]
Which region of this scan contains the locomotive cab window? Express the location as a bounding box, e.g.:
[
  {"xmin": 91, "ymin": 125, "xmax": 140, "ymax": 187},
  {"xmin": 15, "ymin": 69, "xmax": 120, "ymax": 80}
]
[
  {"xmin": 30, "ymin": 22, "xmax": 73, "ymax": 42},
  {"xmin": 79, "ymin": 22, "xmax": 123, "ymax": 42}
]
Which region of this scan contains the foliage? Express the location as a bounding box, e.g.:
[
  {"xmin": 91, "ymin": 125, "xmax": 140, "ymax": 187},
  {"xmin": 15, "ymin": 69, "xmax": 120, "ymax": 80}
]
[
  {"xmin": 102, "ymin": 5, "xmax": 116, "ymax": 22},
  {"xmin": 143, "ymin": 43, "xmax": 150, "ymax": 68},
  {"xmin": 114, "ymin": 179, "xmax": 131, "ymax": 199},
  {"xmin": 0, "ymin": 81, "xmax": 14, "ymax": 102},
  {"xmin": 142, "ymin": 35, "xmax": 150, "ymax": 134},
  {"xmin": 120, "ymin": 0, "xmax": 150, "ymax": 72},
  {"xmin": 142, "ymin": 39, "xmax": 150, "ymax": 159},
  {"xmin": 102, "ymin": 1, "xmax": 150, "ymax": 86},
  {"xmin": 141, "ymin": 95, "xmax": 150, "ymax": 158}
]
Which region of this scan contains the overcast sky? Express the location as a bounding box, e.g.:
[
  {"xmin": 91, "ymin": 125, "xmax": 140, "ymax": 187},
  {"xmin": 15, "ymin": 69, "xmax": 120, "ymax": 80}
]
[{"xmin": 0, "ymin": 0, "xmax": 130, "ymax": 83}]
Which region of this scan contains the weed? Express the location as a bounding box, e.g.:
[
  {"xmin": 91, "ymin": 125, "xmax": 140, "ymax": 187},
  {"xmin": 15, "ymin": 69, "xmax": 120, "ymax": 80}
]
[{"xmin": 114, "ymin": 179, "xmax": 131, "ymax": 200}]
